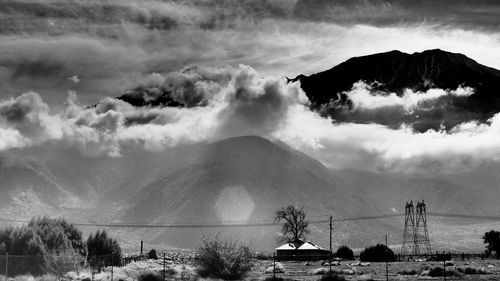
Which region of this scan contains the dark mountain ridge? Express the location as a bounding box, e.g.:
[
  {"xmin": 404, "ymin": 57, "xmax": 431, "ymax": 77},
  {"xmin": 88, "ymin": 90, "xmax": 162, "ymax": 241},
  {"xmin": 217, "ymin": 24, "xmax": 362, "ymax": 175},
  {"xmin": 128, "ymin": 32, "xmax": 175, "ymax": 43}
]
[
  {"xmin": 293, "ymin": 49, "xmax": 500, "ymax": 131},
  {"xmin": 300, "ymin": 49, "xmax": 500, "ymax": 106}
]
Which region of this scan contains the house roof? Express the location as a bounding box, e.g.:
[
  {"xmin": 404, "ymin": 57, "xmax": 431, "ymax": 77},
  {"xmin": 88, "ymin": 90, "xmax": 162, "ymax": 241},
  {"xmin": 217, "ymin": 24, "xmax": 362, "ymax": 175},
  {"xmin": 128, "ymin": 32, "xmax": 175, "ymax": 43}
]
[
  {"xmin": 276, "ymin": 240, "xmax": 326, "ymax": 251},
  {"xmin": 276, "ymin": 243, "xmax": 296, "ymax": 250},
  {"xmin": 298, "ymin": 242, "xmax": 324, "ymax": 250}
]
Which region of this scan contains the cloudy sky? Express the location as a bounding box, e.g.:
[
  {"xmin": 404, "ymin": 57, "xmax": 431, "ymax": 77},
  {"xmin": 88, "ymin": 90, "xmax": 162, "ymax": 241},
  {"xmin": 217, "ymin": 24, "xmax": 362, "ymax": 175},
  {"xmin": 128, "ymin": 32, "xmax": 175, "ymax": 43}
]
[{"xmin": 2, "ymin": 0, "xmax": 500, "ymax": 173}]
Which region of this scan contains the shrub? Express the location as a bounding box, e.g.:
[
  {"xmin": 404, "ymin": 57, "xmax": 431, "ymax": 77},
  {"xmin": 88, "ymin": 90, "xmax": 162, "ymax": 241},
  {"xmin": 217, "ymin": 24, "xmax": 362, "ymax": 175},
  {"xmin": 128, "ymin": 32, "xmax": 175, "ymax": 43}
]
[
  {"xmin": 263, "ymin": 277, "xmax": 294, "ymax": 281},
  {"xmin": 359, "ymin": 244, "xmax": 395, "ymax": 262},
  {"xmin": 456, "ymin": 267, "xmax": 488, "ymax": 275},
  {"xmin": 196, "ymin": 235, "xmax": 253, "ymax": 280},
  {"xmin": 165, "ymin": 268, "xmax": 177, "ymax": 277},
  {"xmin": 138, "ymin": 271, "xmax": 162, "ymax": 281},
  {"xmin": 428, "ymin": 267, "xmax": 462, "ymax": 277},
  {"xmin": 398, "ymin": 269, "xmax": 418, "ymax": 275},
  {"xmin": 0, "ymin": 217, "xmax": 87, "ymax": 276},
  {"xmin": 0, "ymin": 226, "xmax": 47, "ymax": 276},
  {"xmin": 334, "ymin": 245, "xmax": 354, "ymax": 260},
  {"xmin": 254, "ymin": 251, "xmax": 272, "ymax": 260},
  {"xmin": 45, "ymin": 249, "xmax": 86, "ymax": 278},
  {"xmin": 319, "ymin": 273, "xmax": 346, "ymax": 281},
  {"xmin": 86, "ymin": 230, "xmax": 122, "ymax": 268},
  {"xmin": 148, "ymin": 249, "xmax": 158, "ymax": 259},
  {"xmin": 28, "ymin": 216, "xmax": 85, "ymax": 255}
]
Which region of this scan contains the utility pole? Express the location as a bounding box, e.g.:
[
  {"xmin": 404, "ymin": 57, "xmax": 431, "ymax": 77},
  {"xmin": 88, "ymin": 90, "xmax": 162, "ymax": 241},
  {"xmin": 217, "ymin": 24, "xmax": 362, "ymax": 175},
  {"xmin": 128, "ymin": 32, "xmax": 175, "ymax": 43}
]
[
  {"xmin": 329, "ymin": 216, "xmax": 333, "ymax": 275},
  {"xmin": 385, "ymin": 235, "xmax": 389, "ymax": 281}
]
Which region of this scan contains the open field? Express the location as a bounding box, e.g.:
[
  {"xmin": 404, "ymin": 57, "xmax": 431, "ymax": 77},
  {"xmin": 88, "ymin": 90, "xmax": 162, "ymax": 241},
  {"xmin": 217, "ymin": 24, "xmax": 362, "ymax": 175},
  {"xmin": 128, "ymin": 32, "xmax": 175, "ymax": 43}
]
[
  {"xmin": 250, "ymin": 259, "xmax": 500, "ymax": 281},
  {"xmin": 3, "ymin": 257, "xmax": 497, "ymax": 281}
]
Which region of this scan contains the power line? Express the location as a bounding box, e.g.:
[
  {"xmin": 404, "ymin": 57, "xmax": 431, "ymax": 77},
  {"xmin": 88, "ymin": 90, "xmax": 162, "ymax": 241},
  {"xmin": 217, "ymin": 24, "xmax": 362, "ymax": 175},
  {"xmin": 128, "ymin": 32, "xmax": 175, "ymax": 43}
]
[
  {"xmin": 0, "ymin": 212, "xmax": 499, "ymax": 229},
  {"xmin": 0, "ymin": 215, "xmax": 402, "ymax": 228}
]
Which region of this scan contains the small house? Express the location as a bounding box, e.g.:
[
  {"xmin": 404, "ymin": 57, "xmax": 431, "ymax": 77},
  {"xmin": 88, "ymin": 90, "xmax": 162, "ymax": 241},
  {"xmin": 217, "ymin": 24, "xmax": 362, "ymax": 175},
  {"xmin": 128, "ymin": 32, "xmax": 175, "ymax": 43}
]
[{"xmin": 276, "ymin": 239, "xmax": 330, "ymax": 261}]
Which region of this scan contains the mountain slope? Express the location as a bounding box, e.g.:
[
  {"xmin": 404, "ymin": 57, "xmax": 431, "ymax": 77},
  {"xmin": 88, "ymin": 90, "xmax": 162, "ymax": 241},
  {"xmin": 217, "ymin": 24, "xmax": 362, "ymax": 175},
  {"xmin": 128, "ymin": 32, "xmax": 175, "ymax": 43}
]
[
  {"xmin": 334, "ymin": 169, "xmax": 495, "ymax": 216},
  {"xmin": 116, "ymin": 136, "xmax": 388, "ymax": 248},
  {"xmin": 0, "ymin": 154, "xmax": 80, "ymax": 218},
  {"xmin": 1, "ymin": 136, "xmax": 498, "ymax": 250}
]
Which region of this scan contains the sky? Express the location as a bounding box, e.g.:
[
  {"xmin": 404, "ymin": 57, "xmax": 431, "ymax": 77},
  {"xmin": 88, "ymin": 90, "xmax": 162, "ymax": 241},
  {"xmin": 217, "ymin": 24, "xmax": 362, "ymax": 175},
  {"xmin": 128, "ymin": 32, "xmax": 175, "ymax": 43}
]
[{"xmin": 2, "ymin": 0, "xmax": 500, "ymax": 174}]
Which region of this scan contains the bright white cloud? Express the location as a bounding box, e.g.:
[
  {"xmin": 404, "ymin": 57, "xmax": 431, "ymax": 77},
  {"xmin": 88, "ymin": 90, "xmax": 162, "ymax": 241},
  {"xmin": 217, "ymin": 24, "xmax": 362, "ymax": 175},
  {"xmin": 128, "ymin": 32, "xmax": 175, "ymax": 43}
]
[
  {"xmin": 344, "ymin": 82, "xmax": 474, "ymax": 110},
  {"xmin": 1, "ymin": 65, "xmax": 500, "ymax": 174}
]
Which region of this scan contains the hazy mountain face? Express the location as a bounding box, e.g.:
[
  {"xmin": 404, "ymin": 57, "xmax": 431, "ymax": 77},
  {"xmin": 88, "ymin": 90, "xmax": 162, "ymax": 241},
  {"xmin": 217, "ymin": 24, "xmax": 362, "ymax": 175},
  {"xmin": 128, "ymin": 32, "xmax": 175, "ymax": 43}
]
[{"xmin": 2, "ymin": 136, "xmax": 499, "ymax": 250}]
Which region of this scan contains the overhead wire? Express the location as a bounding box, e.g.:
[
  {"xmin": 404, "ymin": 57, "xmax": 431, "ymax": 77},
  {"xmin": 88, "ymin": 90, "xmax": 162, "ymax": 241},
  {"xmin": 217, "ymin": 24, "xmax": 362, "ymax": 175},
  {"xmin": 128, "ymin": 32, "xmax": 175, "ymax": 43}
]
[{"xmin": 0, "ymin": 212, "xmax": 499, "ymax": 228}]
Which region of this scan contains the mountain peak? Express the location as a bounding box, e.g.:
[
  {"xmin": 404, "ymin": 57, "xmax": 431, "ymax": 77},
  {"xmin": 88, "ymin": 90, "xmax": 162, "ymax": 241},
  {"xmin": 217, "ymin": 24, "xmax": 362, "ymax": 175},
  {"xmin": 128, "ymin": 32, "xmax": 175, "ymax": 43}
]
[{"xmin": 212, "ymin": 135, "xmax": 273, "ymax": 147}]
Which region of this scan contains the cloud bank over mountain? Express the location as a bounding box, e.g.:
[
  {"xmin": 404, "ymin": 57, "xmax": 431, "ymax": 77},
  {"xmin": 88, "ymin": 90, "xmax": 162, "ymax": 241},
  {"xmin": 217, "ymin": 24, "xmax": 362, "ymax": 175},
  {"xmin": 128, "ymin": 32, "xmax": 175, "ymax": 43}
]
[{"xmin": 2, "ymin": 64, "xmax": 500, "ymax": 174}]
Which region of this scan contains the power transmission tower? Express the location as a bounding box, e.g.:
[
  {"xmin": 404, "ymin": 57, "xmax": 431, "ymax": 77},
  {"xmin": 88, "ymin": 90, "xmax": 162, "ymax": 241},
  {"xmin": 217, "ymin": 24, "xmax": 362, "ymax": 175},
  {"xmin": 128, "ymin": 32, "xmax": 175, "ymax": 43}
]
[
  {"xmin": 400, "ymin": 201, "xmax": 415, "ymax": 256},
  {"xmin": 415, "ymin": 200, "xmax": 432, "ymax": 255},
  {"xmin": 400, "ymin": 200, "xmax": 432, "ymax": 256}
]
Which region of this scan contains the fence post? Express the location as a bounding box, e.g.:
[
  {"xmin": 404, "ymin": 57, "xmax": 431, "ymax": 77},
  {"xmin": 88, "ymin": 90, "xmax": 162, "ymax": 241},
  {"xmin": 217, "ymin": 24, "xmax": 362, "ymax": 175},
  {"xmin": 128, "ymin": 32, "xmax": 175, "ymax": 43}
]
[
  {"xmin": 5, "ymin": 252, "xmax": 7, "ymax": 281},
  {"xmin": 385, "ymin": 235, "xmax": 389, "ymax": 281},
  {"xmin": 273, "ymin": 252, "xmax": 276, "ymax": 280},
  {"xmin": 443, "ymin": 258, "xmax": 446, "ymax": 281},
  {"xmin": 163, "ymin": 252, "xmax": 167, "ymax": 281},
  {"xmin": 329, "ymin": 216, "xmax": 332, "ymax": 275},
  {"xmin": 111, "ymin": 253, "xmax": 114, "ymax": 281}
]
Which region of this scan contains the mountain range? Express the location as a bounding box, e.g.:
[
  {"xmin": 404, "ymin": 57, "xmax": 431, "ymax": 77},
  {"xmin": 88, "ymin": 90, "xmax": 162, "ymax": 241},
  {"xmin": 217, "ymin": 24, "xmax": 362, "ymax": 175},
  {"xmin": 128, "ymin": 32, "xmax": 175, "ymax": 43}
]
[{"xmin": 1, "ymin": 135, "xmax": 499, "ymax": 251}]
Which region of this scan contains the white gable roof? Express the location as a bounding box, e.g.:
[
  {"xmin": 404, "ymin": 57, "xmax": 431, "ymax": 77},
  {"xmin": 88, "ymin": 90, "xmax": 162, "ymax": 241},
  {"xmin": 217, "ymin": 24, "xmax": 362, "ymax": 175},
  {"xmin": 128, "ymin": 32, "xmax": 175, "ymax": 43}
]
[
  {"xmin": 298, "ymin": 242, "xmax": 324, "ymax": 250},
  {"xmin": 276, "ymin": 243, "xmax": 296, "ymax": 250}
]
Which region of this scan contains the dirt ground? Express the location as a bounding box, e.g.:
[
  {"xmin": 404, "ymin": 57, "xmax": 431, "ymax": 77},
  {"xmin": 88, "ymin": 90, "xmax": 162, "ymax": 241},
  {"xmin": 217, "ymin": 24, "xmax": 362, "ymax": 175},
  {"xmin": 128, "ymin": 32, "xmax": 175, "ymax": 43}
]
[{"xmin": 247, "ymin": 259, "xmax": 500, "ymax": 281}]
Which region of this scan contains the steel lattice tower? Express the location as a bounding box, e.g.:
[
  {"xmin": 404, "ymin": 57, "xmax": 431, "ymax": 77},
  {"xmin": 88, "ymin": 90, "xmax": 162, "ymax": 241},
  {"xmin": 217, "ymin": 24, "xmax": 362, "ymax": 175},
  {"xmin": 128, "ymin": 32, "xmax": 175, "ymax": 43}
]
[
  {"xmin": 400, "ymin": 200, "xmax": 432, "ymax": 256},
  {"xmin": 415, "ymin": 200, "xmax": 432, "ymax": 255},
  {"xmin": 400, "ymin": 201, "xmax": 415, "ymax": 255}
]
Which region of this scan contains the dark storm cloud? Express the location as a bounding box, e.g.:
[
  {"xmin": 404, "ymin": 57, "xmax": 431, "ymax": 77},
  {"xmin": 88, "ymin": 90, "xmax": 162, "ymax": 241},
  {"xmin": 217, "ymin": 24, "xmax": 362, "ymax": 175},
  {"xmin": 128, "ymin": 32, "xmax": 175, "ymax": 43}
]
[
  {"xmin": 120, "ymin": 65, "xmax": 235, "ymax": 108},
  {"xmin": 0, "ymin": 35, "xmax": 149, "ymax": 105},
  {"xmin": 0, "ymin": 93, "xmax": 39, "ymax": 123},
  {"xmin": 10, "ymin": 59, "xmax": 66, "ymax": 79},
  {"xmin": 0, "ymin": 92, "xmax": 60, "ymax": 142},
  {"xmin": 3, "ymin": 0, "xmax": 497, "ymax": 33},
  {"xmin": 0, "ymin": 0, "xmax": 294, "ymax": 35},
  {"xmin": 293, "ymin": 0, "xmax": 500, "ymax": 31},
  {"xmin": 2, "ymin": 0, "xmax": 500, "ymax": 107}
]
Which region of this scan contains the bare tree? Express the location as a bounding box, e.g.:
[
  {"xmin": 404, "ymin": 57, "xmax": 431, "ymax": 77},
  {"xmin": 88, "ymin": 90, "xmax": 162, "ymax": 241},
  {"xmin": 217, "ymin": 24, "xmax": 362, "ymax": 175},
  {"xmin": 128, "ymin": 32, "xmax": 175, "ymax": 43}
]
[{"xmin": 274, "ymin": 205, "xmax": 310, "ymax": 242}]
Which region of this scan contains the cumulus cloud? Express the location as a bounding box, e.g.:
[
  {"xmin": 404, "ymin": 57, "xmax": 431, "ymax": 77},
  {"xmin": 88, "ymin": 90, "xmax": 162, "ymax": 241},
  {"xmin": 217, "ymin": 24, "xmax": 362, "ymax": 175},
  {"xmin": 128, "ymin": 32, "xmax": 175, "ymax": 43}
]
[
  {"xmin": 0, "ymin": 65, "xmax": 301, "ymax": 156},
  {"xmin": 0, "ymin": 92, "xmax": 63, "ymax": 144},
  {"xmin": 319, "ymin": 82, "xmax": 478, "ymax": 131},
  {"xmin": 344, "ymin": 82, "xmax": 474, "ymax": 110},
  {"xmin": 276, "ymin": 102, "xmax": 500, "ymax": 174},
  {"xmin": 2, "ymin": 64, "xmax": 500, "ymax": 174}
]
